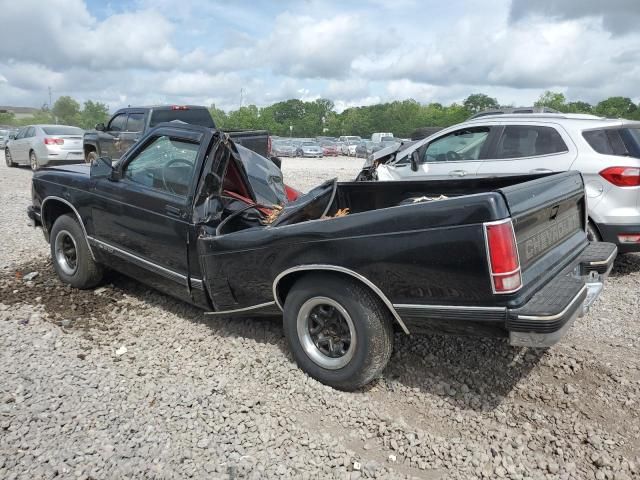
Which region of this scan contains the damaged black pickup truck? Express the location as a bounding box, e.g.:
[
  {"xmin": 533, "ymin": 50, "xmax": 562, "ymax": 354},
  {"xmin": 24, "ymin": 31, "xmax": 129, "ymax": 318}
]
[{"xmin": 28, "ymin": 123, "xmax": 617, "ymax": 390}]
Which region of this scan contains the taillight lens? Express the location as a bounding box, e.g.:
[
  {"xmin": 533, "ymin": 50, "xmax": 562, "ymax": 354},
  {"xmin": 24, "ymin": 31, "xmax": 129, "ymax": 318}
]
[
  {"xmin": 171, "ymin": 105, "xmax": 188, "ymax": 110},
  {"xmin": 484, "ymin": 220, "xmax": 522, "ymax": 294},
  {"xmin": 599, "ymin": 167, "xmax": 640, "ymax": 187},
  {"xmin": 44, "ymin": 138, "xmax": 64, "ymax": 145}
]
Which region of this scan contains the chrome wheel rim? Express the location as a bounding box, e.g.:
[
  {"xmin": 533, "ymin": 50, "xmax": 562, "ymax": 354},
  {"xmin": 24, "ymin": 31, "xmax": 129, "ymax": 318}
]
[
  {"xmin": 5, "ymin": 150, "xmax": 11, "ymax": 166},
  {"xmin": 30, "ymin": 153, "xmax": 37, "ymax": 171},
  {"xmin": 297, "ymin": 296, "xmax": 356, "ymax": 370},
  {"xmin": 54, "ymin": 230, "xmax": 78, "ymax": 275}
]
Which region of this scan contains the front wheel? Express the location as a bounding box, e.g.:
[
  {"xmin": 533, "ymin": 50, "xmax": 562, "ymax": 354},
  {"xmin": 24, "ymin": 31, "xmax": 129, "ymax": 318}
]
[
  {"xmin": 85, "ymin": 150, "xmax": 97, "ymax": 164},
  {"xmin": 283, "ymin": 273, "xmax": 394, "ymax": 391},
  {"xmin": 50, "ymin": 214, "xmax": 103, "ymax": 289},
  {"xmin": 5, "ymin": 148, "xmax": 15, "ymax": 167}
]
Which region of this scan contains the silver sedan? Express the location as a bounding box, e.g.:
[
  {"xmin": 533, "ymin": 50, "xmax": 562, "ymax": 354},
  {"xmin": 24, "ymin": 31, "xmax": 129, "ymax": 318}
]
[{"xmin": 5, "ymin": 124, "xmax": 84, "ymax": 171}]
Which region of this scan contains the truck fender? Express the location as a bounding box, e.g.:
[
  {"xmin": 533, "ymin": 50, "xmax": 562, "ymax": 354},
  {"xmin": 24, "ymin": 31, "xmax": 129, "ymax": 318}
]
[{"xmin": 272, "ymin": 264, "xmax": 410, "ymax": 334}]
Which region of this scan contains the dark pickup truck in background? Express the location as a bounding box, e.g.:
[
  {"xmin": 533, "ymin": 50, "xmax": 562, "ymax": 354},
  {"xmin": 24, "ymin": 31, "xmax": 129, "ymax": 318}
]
[
  {"xmin": 83, "ymin": 105, "xmax": 271, "ymax": 163},
  {"xmin": 29, "ymin": 123, "xmax": 616, "ymax": 390}
]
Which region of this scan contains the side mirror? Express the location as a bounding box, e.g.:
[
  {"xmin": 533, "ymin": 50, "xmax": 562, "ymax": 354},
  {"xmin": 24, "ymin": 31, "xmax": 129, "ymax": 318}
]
[
  {"xmin": 90, "ymin": 156, "xmax": 115, "ymax": 180},
  {"xmin": 9, "ymin": 134, "xmax": 16, "ymax": 140},
  {"xmin": 410, "ymin": 150, "xmax": 420, "ymax": 172},
  {"xmin": 95, "ymin": 123, "xmax": 105, "ymax": 131}
]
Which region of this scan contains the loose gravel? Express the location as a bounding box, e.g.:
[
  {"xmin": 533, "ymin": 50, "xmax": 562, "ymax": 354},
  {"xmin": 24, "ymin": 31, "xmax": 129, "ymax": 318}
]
[{"xmin": 1, "ymin": 154, "xmax": 638, "ymax": 479}]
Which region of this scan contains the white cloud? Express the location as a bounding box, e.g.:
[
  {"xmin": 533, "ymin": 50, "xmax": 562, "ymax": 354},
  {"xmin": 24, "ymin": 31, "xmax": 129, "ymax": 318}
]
[{"xmin": 0, "ymin": 0, "xmax": 638, "ymax": 112}]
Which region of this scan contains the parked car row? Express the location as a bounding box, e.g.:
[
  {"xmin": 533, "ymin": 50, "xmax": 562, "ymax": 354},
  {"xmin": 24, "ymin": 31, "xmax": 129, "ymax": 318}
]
[{"xmin": 4, "ymin": 124, "xmax": 85, "ymax": 170}]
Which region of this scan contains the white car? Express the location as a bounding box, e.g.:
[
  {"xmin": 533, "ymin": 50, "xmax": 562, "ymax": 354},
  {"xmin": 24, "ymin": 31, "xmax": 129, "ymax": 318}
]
[
  {"xmin": 357, "ymin": 113, "xmax": 640, "ymax": 253},
  {"xmin": 5, "ymin": 124, "xmax": 84, "ymax": 171}
]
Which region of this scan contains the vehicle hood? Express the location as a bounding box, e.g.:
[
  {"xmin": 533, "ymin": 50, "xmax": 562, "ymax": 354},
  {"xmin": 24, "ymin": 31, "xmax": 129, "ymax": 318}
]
[
  {"xmin": 302, "ymin": 145, "xmax": 322, "ymax": 151},
  {"xmin": 43, "ymin": 163, "xmax": 90, "ymax": 175}
]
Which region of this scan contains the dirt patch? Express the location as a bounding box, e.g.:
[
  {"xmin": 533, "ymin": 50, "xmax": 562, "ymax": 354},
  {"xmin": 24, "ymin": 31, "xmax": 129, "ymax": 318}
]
[{"xmin": 0, "ymin": 258, "xmax": 123, "ymax": 333}]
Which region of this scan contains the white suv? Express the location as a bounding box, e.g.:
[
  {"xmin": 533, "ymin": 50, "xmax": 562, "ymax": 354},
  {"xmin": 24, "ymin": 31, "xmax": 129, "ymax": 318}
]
[{"xmin": 358, "ymin": 114, "xmax": 640, "ymax": 252}]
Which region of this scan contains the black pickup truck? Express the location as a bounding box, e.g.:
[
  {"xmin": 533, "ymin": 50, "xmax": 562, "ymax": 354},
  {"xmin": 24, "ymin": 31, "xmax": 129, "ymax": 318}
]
[
  {"xmin": 83, "ymin": 105, "xmax": 270, "ymax": 163},
  {"xmin": 28, "ymin": 123, "xmax": 616, "ymax": 390}
]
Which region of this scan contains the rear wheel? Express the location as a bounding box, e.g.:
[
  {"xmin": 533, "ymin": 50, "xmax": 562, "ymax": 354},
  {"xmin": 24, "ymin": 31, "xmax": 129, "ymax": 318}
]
[
  {"xmin": 5, "ymin": 148, "xmax": 15, "ymax": 167},
  {"xmin": 283, "ymin": 273, "xmax": 394, "ymax": 391},
  {"xmin": 587, "ymin": 221, "xmax": 601, "ymax": 242},
  {"xmin": 30, "ymin": 151, "xmax": 39, "ymax": 171},
  {"xmin": 50, "ymin": 214, "xmax": 103, "ymax": 289}
]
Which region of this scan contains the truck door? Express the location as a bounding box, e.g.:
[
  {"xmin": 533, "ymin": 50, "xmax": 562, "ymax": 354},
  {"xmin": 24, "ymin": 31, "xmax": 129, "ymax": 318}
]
[
  {"xmin": 118, "ymin": 112, "xmax": 145, "ymax": 157},
  {"xmin": 101, "ymin": 113, "xmax": 127, "ymax": 160},
  {"xmin": 90, "ymin": 128, "xmax": 204, "ymax": 300}
]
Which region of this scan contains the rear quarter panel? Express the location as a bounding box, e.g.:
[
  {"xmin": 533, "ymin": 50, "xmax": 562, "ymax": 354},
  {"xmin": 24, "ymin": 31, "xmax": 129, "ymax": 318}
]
[{"xmin": 198, "ymin": 192, "xmax": 509, "ymax": 310}]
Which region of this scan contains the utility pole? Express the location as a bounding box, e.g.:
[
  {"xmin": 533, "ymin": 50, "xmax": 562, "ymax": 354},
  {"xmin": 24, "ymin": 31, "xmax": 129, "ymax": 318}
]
[
  {"xmin": 240, "ymin": 88, "xmax": 244, "ymax": 109},
  {"xmin": 48, "ymin": 86, "xmax": 52, "ymax": 110}
]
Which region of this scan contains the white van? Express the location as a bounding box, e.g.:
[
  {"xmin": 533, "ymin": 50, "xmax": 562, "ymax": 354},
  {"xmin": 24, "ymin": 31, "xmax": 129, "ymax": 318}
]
[{"xmin": 371, "ymin": 132, "xmax": 394, "ymax": 143}]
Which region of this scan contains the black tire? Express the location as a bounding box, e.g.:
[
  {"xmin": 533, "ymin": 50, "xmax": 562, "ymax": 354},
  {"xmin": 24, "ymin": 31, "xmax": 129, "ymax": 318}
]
[
  {"xmin": 85, "ymin": 150, "xmax": 97, "ymax": 164},
  {"xmin": 283, "ymin": 273, "xmax": 394, "ymax": 391},
  {"xmin": 5, "ymin": 148, "xmax": 15, "ymax": 167},
  {"xmin": 30, "ymin": 151, "xmax": 39, "ymax": 171},
  {"xmin": 587, "ymin": 221, "xmax": 601, "ymax": 242},
  {"xmin": 50, "ymin": 214, "xmax": 103, "ymax": 289}
]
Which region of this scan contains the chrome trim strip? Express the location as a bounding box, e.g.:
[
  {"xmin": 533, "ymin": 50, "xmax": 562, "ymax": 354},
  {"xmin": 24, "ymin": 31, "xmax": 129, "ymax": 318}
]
[
  {"xmin": 587, "ymin": 246, "xmax": 617, "ymax": 266},
  {"xmin": 517, "ymin": 284, "xmax": 587, "ymax": 321},
  {"xmin": 190, "ymin": 278, "xmax": 204, "ymax": 290},
  {"xmin": 205, "ymin": 301, "xmax": 276, "ymax": 316},
  {"xmin": 41, "ymin": 196, "xmax": 95, "ymax": 260},
  {"xmin": 272, "ymin": 265, "xmax": 410, "ymax": 335},
  {"xmin": 87, "ymin": 236, "xmax": 187, "ymax": 286},
  {"xmin": 393, "ymin": 303, "xmax": 506, "ymax": 312}
]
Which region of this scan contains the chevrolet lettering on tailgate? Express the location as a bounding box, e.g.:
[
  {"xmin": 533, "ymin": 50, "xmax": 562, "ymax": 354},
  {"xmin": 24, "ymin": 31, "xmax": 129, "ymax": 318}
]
[{"xmin": 524, "ymin": 211, "xmax": 581, "ymax": 261}]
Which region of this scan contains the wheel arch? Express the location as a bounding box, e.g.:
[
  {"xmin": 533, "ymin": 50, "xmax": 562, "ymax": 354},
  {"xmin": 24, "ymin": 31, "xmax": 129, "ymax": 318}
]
[
  {"xmin": 41, "ymin": 196, "xmax": 95, "ymax": 260},
  {"xmin": 273, "ymin": 265, "xmax": 410, "ymax": 334}
]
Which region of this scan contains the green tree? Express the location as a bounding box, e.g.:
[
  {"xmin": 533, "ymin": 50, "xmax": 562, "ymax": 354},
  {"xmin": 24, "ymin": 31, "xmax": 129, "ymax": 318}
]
[
  {"xmin": 0, "ymin": 111, "xmax": 16, "ymax": 125},
  {"xmin": 565, "ymin": 101, "xmax": 593, "ymax": 114},
  {"xmin": 595, "ymin": 97, "xmax": 638, "ymax": 119},
  {"xmin": 534, "ymin": 91, "xmax": 567, "ymax": 111},
  {"xmin": 52, "ymin": 96, "xmax": 81, "ymax": 125},
  {"xmin": 209, "ymin": 103, "xmax": 228, "ymax": 128},
  {"xmin": 79, "ymin": 100, "xmax": 109, "ymax": 129},
  {"xmin": 463, "ymin": 93, "xmax": 499, "ymax": 114}
]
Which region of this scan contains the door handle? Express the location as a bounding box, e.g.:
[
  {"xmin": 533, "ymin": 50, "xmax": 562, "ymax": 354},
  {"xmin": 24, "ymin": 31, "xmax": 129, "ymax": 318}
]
[
  {"xmin": 165, "ymin": 205, "xmax": 183, "ymax": 218},
  {"xmin": 529, "ymin": 168, "xmax": 553, "ymax": 173},
  {"xmin": 449, "ymin": 169, "xmax": 467, "ymax": 177}
]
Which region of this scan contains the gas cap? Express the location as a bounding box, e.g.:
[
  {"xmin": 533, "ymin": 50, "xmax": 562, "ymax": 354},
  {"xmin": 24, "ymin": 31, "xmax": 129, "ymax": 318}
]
[{"xmin": 585, "ymin": 181, "xmax": 604, "ymax": 198}]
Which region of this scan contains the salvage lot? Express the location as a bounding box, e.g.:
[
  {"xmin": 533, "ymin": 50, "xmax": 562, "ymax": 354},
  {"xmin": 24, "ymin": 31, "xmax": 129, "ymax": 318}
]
[{"xmin": 0, "ymin": 153, "xmax": 639, "ymax": 479}]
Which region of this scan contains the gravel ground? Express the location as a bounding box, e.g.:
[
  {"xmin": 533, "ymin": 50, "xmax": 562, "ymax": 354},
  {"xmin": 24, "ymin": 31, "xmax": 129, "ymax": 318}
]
[{"xmin": 0, "ymin": 153, "xmax": 638, "ymax": 480}]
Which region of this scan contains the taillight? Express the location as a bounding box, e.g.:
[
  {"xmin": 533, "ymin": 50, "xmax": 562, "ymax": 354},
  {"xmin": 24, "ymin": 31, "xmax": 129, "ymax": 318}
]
[
  {"xmin": 599, "ymin": 167, "xmax": 640, "ymax": 187},
  {"xmin": 618, "ymin": 234, "xmax": 640, "ymax": 244},
  {"xmin": 484, "ymin": 219, "xmax": 522, "ymax": 294},
  {"xmin": 171, "ymin": 105, "xmax": 188, "ymax": 110},
  {"xmin": 44, "ymin": 138, "xmax": 64, "ymax": 145}
]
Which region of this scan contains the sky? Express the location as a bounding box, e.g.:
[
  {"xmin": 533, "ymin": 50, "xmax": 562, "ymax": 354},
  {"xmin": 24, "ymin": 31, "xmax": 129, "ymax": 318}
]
[{"xmin": 0, "ymin": 0, "xmax": 639, "ymax": 113}]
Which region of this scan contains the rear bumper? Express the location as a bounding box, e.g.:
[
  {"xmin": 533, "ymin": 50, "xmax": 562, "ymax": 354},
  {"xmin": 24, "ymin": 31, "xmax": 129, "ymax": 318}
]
[
  {"xmin": 395, "ymin": 242, "xmax": 617, "ymax": 347},
  {"xmin": 595, "ymin": 222, "xmax": 640, "ymax": 253},
  {"xmin": 507, "ymin": 242, "xmax": 617, "ymax": 347}
]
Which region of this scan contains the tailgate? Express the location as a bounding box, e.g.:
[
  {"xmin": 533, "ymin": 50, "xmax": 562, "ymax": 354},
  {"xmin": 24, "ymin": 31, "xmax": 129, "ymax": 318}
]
[{"xmin": 498, "ymin": 172, "xmax": 587, "ymax": 276}]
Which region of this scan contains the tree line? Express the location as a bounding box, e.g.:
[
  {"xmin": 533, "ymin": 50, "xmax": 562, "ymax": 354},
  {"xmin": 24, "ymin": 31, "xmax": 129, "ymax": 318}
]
[
  {"xmin": 0, "ymin": 96, "xmax": 110, "ymax": 130},
  {"xmin": 1, "ymin": 91, "xmax": 639, "ymax": 138}
]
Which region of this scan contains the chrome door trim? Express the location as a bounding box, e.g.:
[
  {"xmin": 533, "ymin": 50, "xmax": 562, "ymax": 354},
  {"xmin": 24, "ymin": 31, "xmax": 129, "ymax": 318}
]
[{"xmin": 205, "ymin": 301, "xmax": 276, "ymax": 316}]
